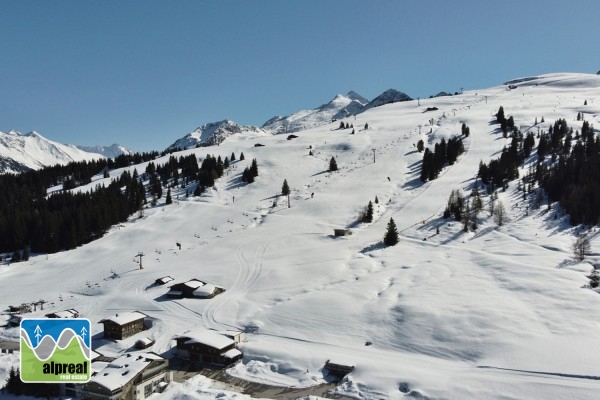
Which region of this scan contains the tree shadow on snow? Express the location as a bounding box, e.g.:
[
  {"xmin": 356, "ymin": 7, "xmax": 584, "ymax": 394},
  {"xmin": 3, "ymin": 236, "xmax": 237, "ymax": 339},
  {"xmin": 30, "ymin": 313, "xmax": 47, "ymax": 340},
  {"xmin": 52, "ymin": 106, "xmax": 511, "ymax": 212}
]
[
  {"xmin": 403, "ymin": 176, "xmax": 424, "ymax": 191},
  {"xmin": 360, "ymin": 242, "xmax": 386, "ymax": 253},
  {"xmin": 311, "ymin": 170, "xmax": 330, "ymax": 177},
  {"xmin": 225, "ymin": 179, "xmax": 248, "ymax": 191}
]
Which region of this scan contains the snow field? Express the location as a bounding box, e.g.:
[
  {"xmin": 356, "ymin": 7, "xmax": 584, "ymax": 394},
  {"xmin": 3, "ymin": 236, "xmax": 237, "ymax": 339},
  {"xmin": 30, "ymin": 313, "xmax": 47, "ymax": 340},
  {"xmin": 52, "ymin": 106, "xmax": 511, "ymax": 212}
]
[{"xmin": 1, "ymin": 73, "xmax": 600, "ymax": 399}]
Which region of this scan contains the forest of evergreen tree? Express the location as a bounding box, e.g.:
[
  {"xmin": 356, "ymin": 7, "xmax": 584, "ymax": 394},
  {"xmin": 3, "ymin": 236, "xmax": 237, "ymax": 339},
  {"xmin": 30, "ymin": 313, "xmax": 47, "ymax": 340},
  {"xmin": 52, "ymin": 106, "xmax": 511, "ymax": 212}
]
[
  {"xmin": 1, "ymin": 107, "xmax": 597, "ymax": 260},
  {"xmin": 478, "ymin": 107, "xmax": 598, "ymax": 226},
  {"xmin": 420, "ymin": 136, "xmax": 465, "ymax": 182},
  {"xmin": 0, "ymin": 150, "xmax": 241, "ymax": 259}
]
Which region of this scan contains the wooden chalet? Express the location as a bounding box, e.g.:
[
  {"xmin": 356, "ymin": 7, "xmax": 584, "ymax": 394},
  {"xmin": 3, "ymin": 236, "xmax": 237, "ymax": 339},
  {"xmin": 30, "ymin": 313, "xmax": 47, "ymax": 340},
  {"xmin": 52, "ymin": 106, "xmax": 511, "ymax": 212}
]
[
  {"xmin": 135, "ymin": 337, "xmax": 155, "ymax": 350},
  {"xmin": 324, "ymin": 359, "xmax": 355, "ymax": 380},
  {"xmin": 99, "ymin": 311, "xmax": 148, "ymax": 340},
  {"xmin": 167, "ymin": 279, "xmax": 225, "ymax": 299},
  {"xmin": 45, "ymin": 308, "xmax": 79, "ymax": 318},
  {"xmin": 334, "ymin": 228, "xmax": 352, "ymax": 237},
  {"xmin": 155, "ymin": 276, "xmax": 174, "ymax": 285},
  {"xmin": 174, "ymin": 329, "xmax": 243, "ymax": 366}
]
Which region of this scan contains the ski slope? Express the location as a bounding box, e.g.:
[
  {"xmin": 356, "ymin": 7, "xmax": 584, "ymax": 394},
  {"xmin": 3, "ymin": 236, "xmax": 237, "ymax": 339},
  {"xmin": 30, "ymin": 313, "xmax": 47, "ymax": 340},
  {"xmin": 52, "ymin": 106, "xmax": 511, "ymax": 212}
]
[{"xmin": 2, "ymin": 73, "xmax": 600, "ymax": 399}]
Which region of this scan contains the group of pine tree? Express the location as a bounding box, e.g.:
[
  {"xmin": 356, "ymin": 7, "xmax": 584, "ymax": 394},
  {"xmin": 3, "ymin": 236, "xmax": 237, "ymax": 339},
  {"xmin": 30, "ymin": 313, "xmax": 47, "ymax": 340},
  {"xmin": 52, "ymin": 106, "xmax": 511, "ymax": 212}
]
[
  {"xmin": 2, "ymin": 366, "xmax": 60, "ymax": 397},
  {"xmin": 469, "ymin": 104, "xmax": 597, "ymax": 227},
  {"xmin": 356, "ymin": 195, "xmax": 398, "ymax": 246},
  {"xmin": 2, "ymin": 101, "xmax": 598, "ymax": 260},
  {"xmin": 419, "ymin": 131, "xmax": 466, "ymax": 182},
  {"xmin": 0, "ymin": 150, "xmax": 252, "ymax": 259}
]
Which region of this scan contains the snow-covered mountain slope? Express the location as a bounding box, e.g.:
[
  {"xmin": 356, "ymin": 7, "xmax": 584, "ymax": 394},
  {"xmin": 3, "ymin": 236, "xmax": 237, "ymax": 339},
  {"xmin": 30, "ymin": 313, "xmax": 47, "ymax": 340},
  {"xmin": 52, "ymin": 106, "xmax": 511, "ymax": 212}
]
[
  {"xmin": 75, "ymin": 143, "xmax": 131, "ymax": 159},
  {"xmin": 0, "ymin": 130, "xmax": 105, "ymax": 174},
  {"xmin": 166, "ymin": 120, "xmax": 269, "ymax": 151},
  {"xmin": 2, "ymin": 73, "xmax": 600, "ymax": 399},
  {"xmin": 362, "ymin": 88, "xmax": 412, "ymax": 111},
  {"xmin": 261, "ymin": 91, "xmax": 370, "ymax": 134}
]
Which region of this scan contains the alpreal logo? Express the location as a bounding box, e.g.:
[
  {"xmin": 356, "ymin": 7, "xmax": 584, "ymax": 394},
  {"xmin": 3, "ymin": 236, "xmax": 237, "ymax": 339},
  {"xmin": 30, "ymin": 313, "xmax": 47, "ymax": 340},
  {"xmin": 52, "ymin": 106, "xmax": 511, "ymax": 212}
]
[{"xmin": 20, "ymin": 318, "xmax": 91, "ymax": 383}]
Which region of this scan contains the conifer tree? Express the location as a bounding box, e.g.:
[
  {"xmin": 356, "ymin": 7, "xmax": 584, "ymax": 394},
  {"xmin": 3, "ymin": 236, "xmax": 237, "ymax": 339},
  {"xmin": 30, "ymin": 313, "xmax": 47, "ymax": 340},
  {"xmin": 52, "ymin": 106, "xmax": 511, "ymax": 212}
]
[
  {"xmin": 589, "ymin": 269, "xmax": 599, "ymax": 288},
  {"xmin": 240, "ymin": 152, "xmax": 245, "ymax": 161},
  {"xmin": 383, "ymin": 218, "xmax": 399, "ymax": 246},
  {"xmin": 471, "ymin": 187, "xmax": 483, "ymax": 219},
  {"xmin": 329, "ymin": 157, "xmax": 338, "ymax": 172},
  {"xmin": 493, "ymin": 200, "xmax": 507, "ymax": 226},
  {"xmin": 361, "ymin": 201, "xmax": 374, "ymax": 223},
  {"xmin": 242, "ymin": 167, "xmax": 254, "ymax": 183},
  {"xmin": 496, "ymin": 106, "xmax": 505, "ymax": 124},
  {"xmin": 462, "ymin": 199, "xmax": 471, "ymax": 232},
  {"xmin": 374, "ymin": 195, "xmax": 379, "ymax": 204},
  {"xmin": 231, "ymin": 152, "xmax": 236, "ymax": 161},
  {"xmin": 4, "ymin": 366, "xmax": 20, "ymax": 394},
  {"xmin": 282, "ymin": 179, "xmax": 290, "ymax": 196},
  {"xmin": 165, "ymin": 188, "xmax": 172, "ymax": 205},
  {"xmin": 250, "ymin": 159, "xmax": 259, "ymax": 177},
  {"xmin": 573, "ymin": 234, "xmax": 591, "ymax": 262}
]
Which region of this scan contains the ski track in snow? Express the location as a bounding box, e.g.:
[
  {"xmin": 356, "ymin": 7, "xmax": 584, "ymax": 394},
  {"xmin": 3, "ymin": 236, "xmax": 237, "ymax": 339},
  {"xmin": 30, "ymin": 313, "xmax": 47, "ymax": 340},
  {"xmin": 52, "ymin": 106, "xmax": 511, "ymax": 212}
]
[{"xmin": 201, "ymin": 240, "xmax": 267, "ymax": 331}]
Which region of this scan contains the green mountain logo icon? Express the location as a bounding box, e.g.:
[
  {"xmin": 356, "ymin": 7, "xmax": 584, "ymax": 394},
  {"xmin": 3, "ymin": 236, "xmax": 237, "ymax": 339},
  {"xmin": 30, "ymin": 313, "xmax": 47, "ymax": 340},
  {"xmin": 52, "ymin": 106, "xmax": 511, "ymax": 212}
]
[{"xmin": 20, "ymin": 319, "xmax": 91, "ymax": 383}]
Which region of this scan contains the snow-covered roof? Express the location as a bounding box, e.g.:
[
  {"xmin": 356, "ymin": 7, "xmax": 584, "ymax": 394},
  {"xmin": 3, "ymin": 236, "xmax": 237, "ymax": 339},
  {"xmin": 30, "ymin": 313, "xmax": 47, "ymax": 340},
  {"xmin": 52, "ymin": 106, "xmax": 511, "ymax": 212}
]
[
  {"xmin": 99, "ymin": 311, "xmax": 147, "ymax": 325},
  {"xmin": 136, "ymin": 337, "xmax": 154, "ymax": 346},
  {"xmin": 222, "ymin": 348, "xmax": 242, "ymax": 359},
  {"xmin": 193, "ymin": 283, "xmax": 216, "ymax": 297},
  {"xmin": 90, "ymin": 352, "xmax": 165, "ymax": 392},
  {"xmin": 156, "ymin": 276, "xmax": 174, "ymax": 284},
  {"xmin": 48, "ymin": 308, "xmax": 78, "ymax": 318},
  {"xmin": 183, "ymin": 279, "xmax": 205, "ymax": 289},
  {"xmin": 176, "ymin": 329, "xmax": 235, "ymax": 350},
  {"xmin": 91, "ymin": 361, "xmax": 109, "ymax": 374},
  {"xmin": 219, "ymin": 330, "xmax": 244, "ymax": 339},
  {"xmin": 326, "ymin": 358, "xmax": 355, "ymax": 368},
  {"xmin": 157, "ymin": 381, "xmax": 168, "ymax": 389}
]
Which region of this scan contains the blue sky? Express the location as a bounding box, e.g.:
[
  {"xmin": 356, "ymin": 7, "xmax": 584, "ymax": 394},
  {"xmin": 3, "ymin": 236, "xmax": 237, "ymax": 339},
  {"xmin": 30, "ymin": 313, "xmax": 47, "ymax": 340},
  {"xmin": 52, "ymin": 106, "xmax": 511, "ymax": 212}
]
[{"xmin": 1, "ymin": 0, "xmax": 598, "ymax": 152}]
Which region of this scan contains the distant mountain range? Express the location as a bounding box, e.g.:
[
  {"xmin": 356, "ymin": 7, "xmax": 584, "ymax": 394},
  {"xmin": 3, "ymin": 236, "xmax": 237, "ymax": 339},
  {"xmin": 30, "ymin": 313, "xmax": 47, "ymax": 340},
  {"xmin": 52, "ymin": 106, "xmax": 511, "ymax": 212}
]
[
  {"xmin": 165, "ymin": 120, "xmax": 268, "ymax": 152},
  {"xmin": 166, "ymin": 88, "xmax": 411, "ymax": 150},
  {"xmin": 1, "ymin": 87, "xmax": 411, "ymax": 172},
  {"xmin": 0, "ymin": 130, "xmax": 130, "ymax": 174},
  {"xmin": 261, "ymin": 91, "xmax": 371, "ymax": 134},
  {"xmin": 75, "ymin": 144, "xmax": 131, "ymax": 159}
]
